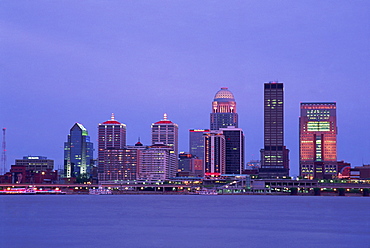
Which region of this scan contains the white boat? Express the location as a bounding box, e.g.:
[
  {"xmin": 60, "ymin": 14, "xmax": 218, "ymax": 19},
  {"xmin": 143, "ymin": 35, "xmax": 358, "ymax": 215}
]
[
  {"xmin": 196, "ymin": 189, "xmax": 218, "ymax": 195},
  {"xmin": 89, "ymin": 187, "xmax": 112, "ymax": 195}
]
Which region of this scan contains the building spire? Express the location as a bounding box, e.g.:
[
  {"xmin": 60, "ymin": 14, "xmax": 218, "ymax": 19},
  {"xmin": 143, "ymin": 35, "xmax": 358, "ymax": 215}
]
[
  {"xmin": 111, "ymin": 113, "xmax": 115, "ymax": 121},
  {"xmin": 163, "ymin": 113, "xmax": 168, "ymax": 121}
]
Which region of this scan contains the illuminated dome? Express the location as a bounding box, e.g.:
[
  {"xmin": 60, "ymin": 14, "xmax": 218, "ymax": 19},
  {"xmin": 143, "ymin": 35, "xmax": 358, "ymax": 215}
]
[{"xmin": 214, "ymin": 87, "xmax": 235, "ymax": 101}]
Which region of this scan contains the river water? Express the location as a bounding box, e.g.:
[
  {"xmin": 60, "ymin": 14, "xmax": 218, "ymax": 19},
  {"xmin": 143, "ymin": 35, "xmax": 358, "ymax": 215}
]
[{"xmin": 0, "ymin": 195, "xmax": 369, "ymax": 248}]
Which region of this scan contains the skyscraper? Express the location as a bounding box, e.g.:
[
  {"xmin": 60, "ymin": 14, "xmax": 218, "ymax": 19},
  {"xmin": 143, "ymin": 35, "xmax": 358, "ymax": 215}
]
[
  {"xmin": 210, "ymin": 87, "xmax": 238, "ymax": 130},
  {"xmin": 260, "ymin": 82, "xmax": 290, "ymax": 178},
  {"xmin": 220, "ymin": 126, "xmax": 244, "ymax": 175},
  {"xmin": 189, "ymin": 129, "xmax": 209, "ymax": 160},
  {"xmin": 97, "ymin": 114, "xmax": 127, "ymax": 181},
  {"xmin": 299, "ymin": 102, "xmax": 337, "ymax": 179},
  {"xmin": 204, "ymin": 131, "xmax": 226, "ymax": 176},
  {"xmin": 151, "ymin": 114, "xmax": 178, "ymax": 156},
  {"xmin": 64, "ymin": 123, "xmax": 94, "ymax": 178}
]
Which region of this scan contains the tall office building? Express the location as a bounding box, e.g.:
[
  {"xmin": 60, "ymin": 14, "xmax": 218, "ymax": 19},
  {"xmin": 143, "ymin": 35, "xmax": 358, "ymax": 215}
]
[
  {"xmin": 97, "ymin": 114, "xmax": 127, "ymax": 181},
  {"xmin": 64, "ymin": 123, "xmax": 94, "ymax": 178},
  {"xmin": 220, "ymin": 126, "xmax": 244, "ymax": 175},
  {"xmin": 189, "ymin": 129, "xmax": 209, "ymax": 160},
  {"xmin": 299, "ymin": 102, "xmax": 337, "ymax": 179},
  {"xmin": 210, "ymin": 87, "xmax": 238, "ymax": 130},
  {"xmin": 260, "ymin": 82, "xmax": 289, "ymax": 178},
  {"xmin": 151, "ymin": 114, "xmax": 179, "ymax": 156},
  {"xmin": 204, "ymin": 131, "xmax": 226, "ymax": 176}
]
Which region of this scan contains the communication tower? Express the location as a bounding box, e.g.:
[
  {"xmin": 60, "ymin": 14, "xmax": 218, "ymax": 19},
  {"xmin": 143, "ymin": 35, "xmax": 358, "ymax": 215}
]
[{"xmin": 1, "ymin": 128, "xmax": 6, "ymax": 175}]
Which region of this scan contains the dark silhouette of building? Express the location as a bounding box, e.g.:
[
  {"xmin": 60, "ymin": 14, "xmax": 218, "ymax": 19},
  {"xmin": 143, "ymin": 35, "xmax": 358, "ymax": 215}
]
[
  {"xmin": 178, "ymin": 152, "xmax": 203, "ymax": 177},
  {"xmin": 220, "ymin": 126, "xmax": 244, "ymax": 175},
  {"xmin": 260, "ymin": 82, "xmax": 290, "ymax": 178}
]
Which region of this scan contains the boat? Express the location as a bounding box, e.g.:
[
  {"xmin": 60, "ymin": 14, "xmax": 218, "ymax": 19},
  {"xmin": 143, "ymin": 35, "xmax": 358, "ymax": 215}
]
[
  {"xmin": 89, "ymin": 186, "xmax": 113, "ymax": 195},
  {"xmin": 0, "ymin": 187, "xmax": 66, "ymax": 195},
  {"xmin": 195, "ymin": 189, "xmax": 218, "ymax": 195}
]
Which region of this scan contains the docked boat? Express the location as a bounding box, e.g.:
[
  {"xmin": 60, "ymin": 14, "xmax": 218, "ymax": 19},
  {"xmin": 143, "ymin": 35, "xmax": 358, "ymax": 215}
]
[
  {"xmin": 0, "ymin": 187, "xmax": 66, "ymax": 195},
  {"xmin": 89, "ymin": 187, "xmax": 113, "ymax": 195},
  {"xmin": 196, "ymin": 189, "xmax": 218, "ymax": 195}
]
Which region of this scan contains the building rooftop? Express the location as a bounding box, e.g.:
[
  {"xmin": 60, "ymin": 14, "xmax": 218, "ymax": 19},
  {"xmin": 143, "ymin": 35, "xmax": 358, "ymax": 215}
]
[
  {"xmin": 153, "ymin": 113, "xmax": 176, "ymax": 125},
  {"xmin": 101, "ymin": 113, "xmax": 125, "ymax": 125},
  {"xmin": 214, "ymin": 87, "xmax": 235, "ymax": 101}
]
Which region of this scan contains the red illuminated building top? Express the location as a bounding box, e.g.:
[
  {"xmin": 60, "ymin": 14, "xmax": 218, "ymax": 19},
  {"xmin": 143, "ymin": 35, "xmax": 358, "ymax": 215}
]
[
  {"xmin": 154, "ymin": 113, "xmax": 174, "ymax": 124},
  {"xmin": 102, "ymin": 113, "xmax": 122, "ymax": 125}
]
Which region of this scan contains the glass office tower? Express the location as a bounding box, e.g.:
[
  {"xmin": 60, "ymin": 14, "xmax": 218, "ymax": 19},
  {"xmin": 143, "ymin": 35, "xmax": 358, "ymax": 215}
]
[{"xmin": 64, "ymin": 123, "xmax": 94, "ymax": 178}]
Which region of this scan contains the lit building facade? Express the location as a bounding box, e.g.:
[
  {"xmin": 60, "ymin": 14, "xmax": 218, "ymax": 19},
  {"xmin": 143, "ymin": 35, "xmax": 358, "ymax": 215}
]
[
  {"xmin": 98, "ymin": 142, "xmax": 145, "ymax": 182},
  {"xmin": 151, "ymin": 114, "xmax": 178, "ymax": 155},
  {"xmin": 137, "ymin": 143, "xmax": 176, "ymax": 181},
  {"xmin": 210, "ymin": 87, "xmax": 238, "ymax": 130},
  {"xmin": 299, "ymin": 102, "xmax": 337, "ymax": 179},
  {"xmin": 204, "ymin": 131, "xmax": 226, "ymax": 176},
  {"xmin": 189, "ymin": 129, "xmax": 209, "ymax": 160},
  {"xmin": 260, "ymin": 82, "xmax": 290, "ymax": 178},
  {"xmin": 151, "ymin": 114, "xmax": 178, "ymax": 172},
  {"xmin": 220, "ymin": 126, "xmax": 244, "ymax": 175},
  {"xmin": 64, "ymin": 123, "xmax": 94, "ymax": 178},
  {"xmin": 98, "ymin": 114, "xmax": 126, "ymax": 181},
  {"xmin": 15, "ymin": 156, "xmax": 54, "ymax": 172}
]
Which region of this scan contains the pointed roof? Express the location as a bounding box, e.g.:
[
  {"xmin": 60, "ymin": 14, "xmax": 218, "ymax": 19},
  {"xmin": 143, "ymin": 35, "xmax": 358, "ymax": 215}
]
[
  {"xmin": 102, "ymin": 113, "xmax": 122, "ymax": 125},
  {"xmin": 71, "ymin": 123, "xmax": 88, "ymax": 136},
  {"xmin": 154, "ymin": 113, "xmax": 173, "ymax": 124}
]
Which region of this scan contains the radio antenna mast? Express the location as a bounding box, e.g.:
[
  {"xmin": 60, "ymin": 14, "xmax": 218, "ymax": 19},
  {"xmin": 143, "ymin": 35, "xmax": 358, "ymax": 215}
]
[{"xmin": 1, "ymin": 128, "xmax": 6, "ymax": 175}]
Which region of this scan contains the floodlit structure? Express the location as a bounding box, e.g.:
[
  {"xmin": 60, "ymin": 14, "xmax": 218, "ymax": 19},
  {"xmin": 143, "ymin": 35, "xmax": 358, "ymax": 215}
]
[
  {"xmin": 299, "ymin": 102, "xmax": 337, "ymax": 179},
  {"xmin": 64, "ymin": 123, "xmax": 94, "ymax": 178},
  {"xmin": 210, "ymin": 87, "xmax": 238, "ymax": 130}
]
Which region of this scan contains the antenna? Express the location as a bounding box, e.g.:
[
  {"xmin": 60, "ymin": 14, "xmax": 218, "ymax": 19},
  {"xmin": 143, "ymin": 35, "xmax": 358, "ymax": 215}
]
[{"xmin": 1, "ymin": 128, "xmax": 6, "ymax": 175}]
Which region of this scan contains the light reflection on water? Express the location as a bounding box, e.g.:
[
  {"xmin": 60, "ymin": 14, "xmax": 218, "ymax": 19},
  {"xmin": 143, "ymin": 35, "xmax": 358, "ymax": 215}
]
[{"xmin": 1, "ymin": 195, "xmax": 369, "ymax": 248}]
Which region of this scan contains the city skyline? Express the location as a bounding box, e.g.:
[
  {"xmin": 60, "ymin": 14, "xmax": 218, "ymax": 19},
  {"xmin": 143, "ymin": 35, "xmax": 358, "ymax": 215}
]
[{"xmin": 1, "ymin": 1, "xmax": 369, "ymax": 177}]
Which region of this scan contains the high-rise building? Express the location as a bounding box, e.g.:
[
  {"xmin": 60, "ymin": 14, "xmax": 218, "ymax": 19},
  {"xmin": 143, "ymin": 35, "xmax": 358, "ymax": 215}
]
[
  {"xmin": 64, "ymin": 123, "xmax": 94, "ymax": 178},
  {"xmin": 189, "ymin": 129, "xmax": 209, "ymax": 160},
  {"xmin": 220, "ymin": 126, "xmax": 244, "ymax": 175},
  {"xmin": 299, "ymin": 102, "xmax": 337, "ymax": 179},
  {"xmin": 260, "ymin": 82, "xmax": 290, "ymax": 178},
  {"xmin": 151, "ymin": 114, "xmax": 178, "ymax": 155},
  {"xmin": 98, "ymin": 114, "xmax": 126, "ymax": 181},
  {"xmin": 204, "ymin": 131, "xmax": 226, "ymax": 177},
  {"xmin": 210, "ymin": 87, "xmax": 238, "ymax": 130},
  {"xmin": 98, "ymin": 142, "xmax": 144, "ymax": 182},
  {"xmin": 137, "ymin": 143, "xmax": 176, "ymax": 181}
]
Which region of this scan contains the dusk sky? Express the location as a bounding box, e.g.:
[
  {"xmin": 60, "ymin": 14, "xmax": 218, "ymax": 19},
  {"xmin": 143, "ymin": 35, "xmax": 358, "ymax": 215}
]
[{"xmin": 1, "ymin": 1, "xmax": 369, "ymax": 177}]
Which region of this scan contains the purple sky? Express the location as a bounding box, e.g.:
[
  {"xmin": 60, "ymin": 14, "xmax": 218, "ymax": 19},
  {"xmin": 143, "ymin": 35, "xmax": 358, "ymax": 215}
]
[{"xmin": 1, "ymin": 1, "xmax": 369, "ymax": 177}]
